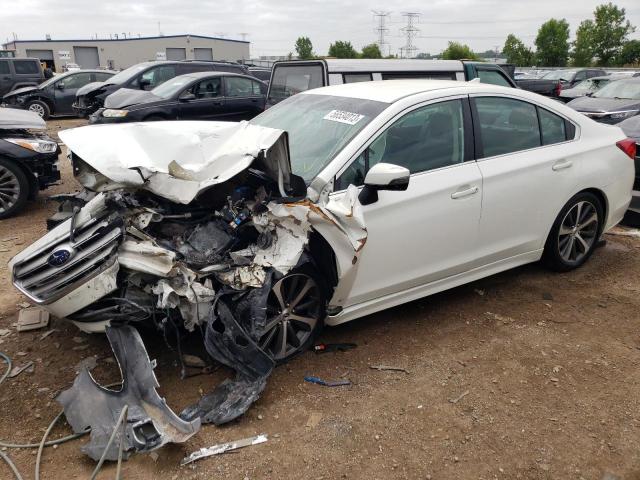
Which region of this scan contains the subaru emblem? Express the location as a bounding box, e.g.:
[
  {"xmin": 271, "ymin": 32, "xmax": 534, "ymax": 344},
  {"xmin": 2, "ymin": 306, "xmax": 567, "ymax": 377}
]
[{"xmin": 47, "ymin": 248, "xmax": 73, "ymax": 267}]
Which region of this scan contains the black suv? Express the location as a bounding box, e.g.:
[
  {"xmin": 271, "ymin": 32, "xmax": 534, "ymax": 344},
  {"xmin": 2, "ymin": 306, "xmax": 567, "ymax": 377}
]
[
  {"xmin": 0, "ymin": 108, "xmax": 60, "ymax": 219},
  {"xmin": 73, "ymin": 60, "xmax": 250, "ymax": 117},
  {"xmin": 0, "ymin": 58, "xmax": 44, "ymax": 97},
  {"xmin": 2, "ymin": 70, "xmax": 115, "ymax": 119}
]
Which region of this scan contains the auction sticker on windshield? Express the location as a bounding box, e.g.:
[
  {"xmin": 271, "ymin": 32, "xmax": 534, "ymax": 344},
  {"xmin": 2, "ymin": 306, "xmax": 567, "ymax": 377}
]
[{"xmin": 323, "ymin": 110, "xmax": 365, "ymax": 125}]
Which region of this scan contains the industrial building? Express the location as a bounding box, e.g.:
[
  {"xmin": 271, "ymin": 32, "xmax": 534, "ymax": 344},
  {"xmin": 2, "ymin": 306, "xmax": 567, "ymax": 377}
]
[{"xmin": 2, "ymin": 34, "xmax": 250, "ymax": 72}]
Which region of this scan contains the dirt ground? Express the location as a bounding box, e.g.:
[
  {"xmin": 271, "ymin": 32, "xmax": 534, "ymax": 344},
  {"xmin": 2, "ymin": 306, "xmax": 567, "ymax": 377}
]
[{"xmin": 1, "ymin": 118, "xmax": 640, "ymax": 480}]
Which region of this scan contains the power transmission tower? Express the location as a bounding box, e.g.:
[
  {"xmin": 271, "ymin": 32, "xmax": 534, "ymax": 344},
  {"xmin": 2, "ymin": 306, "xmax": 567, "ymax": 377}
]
[
  {"xmin": 372, "ymin": 11, "xmax": 391, "ymax": 56},
  {"xmin": 238, "ymin": 33, "xmax": 249, "ymax": 42},
  {"xmin": 400, "ymin": 12, "xmax": 420, "ymax": 58}
]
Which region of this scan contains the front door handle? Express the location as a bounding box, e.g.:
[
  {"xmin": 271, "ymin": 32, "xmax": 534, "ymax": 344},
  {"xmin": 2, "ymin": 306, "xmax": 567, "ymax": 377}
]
[
  {"xmin": 451, "ymin": 186, "xmax": 479, "ymax": 199},
  {"xmin": 552, "ymin": 159, "xmax": 573, "ymax": 171}
]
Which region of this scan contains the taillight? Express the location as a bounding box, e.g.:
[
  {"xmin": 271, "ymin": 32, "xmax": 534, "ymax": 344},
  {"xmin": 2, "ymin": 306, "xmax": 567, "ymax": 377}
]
[
  {"xmin": 616, "ymin": 138, "xmax": 637, "ymax": 159},
  {"xmin": 555, "ymin": 81, "xmax": 562, "ymax": 96}
]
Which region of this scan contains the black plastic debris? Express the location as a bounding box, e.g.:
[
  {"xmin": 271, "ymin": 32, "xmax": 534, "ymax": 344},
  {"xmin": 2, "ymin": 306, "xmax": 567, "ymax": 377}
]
[
  {"xmin": 57, "ymin": 325, "xmax": 200, "ymax": 461},
  {"xmin": 313, "ymin": 342, "xmax": 357, "ymax": 354}
]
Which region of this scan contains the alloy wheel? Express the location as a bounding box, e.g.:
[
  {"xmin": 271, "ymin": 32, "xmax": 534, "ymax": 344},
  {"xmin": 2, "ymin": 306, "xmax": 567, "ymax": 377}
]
[
  {"xmin": 259, "ymin": 273, "xmax": 323, "ymax": 361},
  {"xmin": 0, "ymin": 164, "xmax": 20, "ymax": 214},
  {"xmin": 557, "ymin": 200, "xmax": 599, "ymax": 263},
  {"xmin": 28, "ymin": 103, "xmax": 45, "ymax": 117}
]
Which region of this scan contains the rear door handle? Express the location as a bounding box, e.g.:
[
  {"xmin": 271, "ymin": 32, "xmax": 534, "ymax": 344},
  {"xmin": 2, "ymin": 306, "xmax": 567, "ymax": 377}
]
[
  {"xmin": 451, "ymin": 186, "xmax": 479, "ymax": 199},
  {"xmin": 552, "ymin": 159, "xmax": 573, "ymax": 171}
]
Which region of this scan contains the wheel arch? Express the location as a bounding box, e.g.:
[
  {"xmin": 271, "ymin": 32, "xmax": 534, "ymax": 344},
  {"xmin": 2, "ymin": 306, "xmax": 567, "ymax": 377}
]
[
  {"xmin": 0, "ymin": 155, "xmax": 35, "ymax": 198},
  {"xmin": 27, "ymin": 95, "xmax": 55, "ymax": 113}
]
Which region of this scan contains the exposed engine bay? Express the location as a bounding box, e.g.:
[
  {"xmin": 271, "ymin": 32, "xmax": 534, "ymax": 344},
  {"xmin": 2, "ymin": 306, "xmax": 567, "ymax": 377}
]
[{"xmin": 9, "ymin": 120, "xmax": 367, "ymax": 460}]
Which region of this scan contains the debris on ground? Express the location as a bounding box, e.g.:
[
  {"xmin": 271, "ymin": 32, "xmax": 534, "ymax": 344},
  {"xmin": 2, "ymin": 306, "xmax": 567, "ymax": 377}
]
[
  {"xmin": 305, "ymin": 412, "xmax": 323, "ymax": 428},
  {"xmin": 449, "ymin": 390, "xmax": 470, "ymax": 404},
  {"xmin": 181, "ymin": 434, "xmax": 268, "ymax": 465},
  {"xmin": 0, "ymin": 329, "xmax": 10, "ymax": 337},
  {"xmin": 369, "ymin": 365, "xmax": 410, "ymax": 374},
  {"xmin": 606, "ymin": 227, "xmax": 640, "ymax": 238},
  {"xmin": 304, "ymin": 376, "xmax": 351, "ymax": 387},
  {"xmin": 9, "ymin": 361, "xmax": 34, "ymax": 378},
  {"xmin": 314, "ymin": 343, "xmax": 357, "ymax": 353},
  {"xmin": 39, "ymin": 329, "xmax": 56, "ymax": 340},
  {"xmin": 16, "ymin": 307, "xmax": 50, "ymax": 331}
]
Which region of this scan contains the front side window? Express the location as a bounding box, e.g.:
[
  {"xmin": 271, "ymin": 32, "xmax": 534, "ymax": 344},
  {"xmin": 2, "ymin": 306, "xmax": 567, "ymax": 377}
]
[
  {"xmin": 13, "ymin": 60, "xmax": 39, "ymax": 74},
  {"xmin": 474, "ymin": 97, "xmax": 541, "ymax": 158},
  {"xmin": 95, "ymin": 72, "xmax": 114, "ymax": 82},
  {"xmin": 251, "ymin": 93, "xmax": 387, "ymax": 183},
  {"xmin": 192, "ymin": 78, "xmax": 222, "ymax": 98},
  {"xmin": 343, "ymin": 73, "xmax": 372, "ymax": 84},
  {"xmin": 337, "ymin": 100, "xmax": 466, "ymax": 189},
  {"xmin": 58, "ymin": 72, "xmax": 92, "ymax": 89},
  {"xmin": 477, "ymin": 69, "xmax": 512, "ymax": 87}
]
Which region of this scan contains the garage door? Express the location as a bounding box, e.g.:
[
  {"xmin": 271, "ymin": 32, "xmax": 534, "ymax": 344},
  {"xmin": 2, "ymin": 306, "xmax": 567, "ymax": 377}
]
[
  {"xmin": 193, "ymin": 48, "xmax": 213, "ymax": 61},
  {"xmin": 166, "ymin": 48, "xmax": 186, "ymax": 61},
  {"xmin": 26, "ymin": 49, "xmax": 54, "ymax": 61},
  {"xmin": 73, "ymin": 46, "xmax": 99, "ymax": 68}
]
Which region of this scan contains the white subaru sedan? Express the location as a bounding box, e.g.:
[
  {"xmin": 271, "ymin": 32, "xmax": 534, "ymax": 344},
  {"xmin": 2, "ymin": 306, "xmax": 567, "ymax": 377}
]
[{"xmin": 251, "ymin": 80, "xmax": 635, "ymax": 325}]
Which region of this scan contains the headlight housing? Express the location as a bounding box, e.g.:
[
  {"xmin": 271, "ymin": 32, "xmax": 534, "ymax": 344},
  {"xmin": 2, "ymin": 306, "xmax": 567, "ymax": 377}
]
[
  {"xmin": 102, "ymin": 109, "xmax": 129, "ymax": 118},
  {"xmin": 610, "ymin": 110, "xmax": 639, "ymax": 120},
  {"xmin": 5, "ymin": 138, "xmax": 57, "ymax": 154}
]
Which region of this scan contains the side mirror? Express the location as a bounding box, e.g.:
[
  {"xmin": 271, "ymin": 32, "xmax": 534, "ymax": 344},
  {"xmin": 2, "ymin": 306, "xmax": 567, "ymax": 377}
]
[
  {"xmin": 179, "ymin": 92, "xmax": 196, "ymax": 102},
  {"xmin": 139, "ymin": 78, "xmax": 151, "ymax": 90},
  {"xmin": 56, "ymin": 83, "xmax": 65, "ymax": 90},
  {"xmin": 586, "ymin": 92, "xmax": 594, "ymax": 97},
  {"xmin": 358, "ymin": 163, "xmax": 410, "ymax": 206}
]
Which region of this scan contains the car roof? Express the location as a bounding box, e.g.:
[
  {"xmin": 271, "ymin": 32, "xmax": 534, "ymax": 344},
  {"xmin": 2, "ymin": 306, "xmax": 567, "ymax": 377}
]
[
  {"xmin": 181, "ymin": 71, "xmax": 254, "ymax": 79},
  {"xmin": 302, "ymin": 79, "xmax": 499, "ymax": 103}
]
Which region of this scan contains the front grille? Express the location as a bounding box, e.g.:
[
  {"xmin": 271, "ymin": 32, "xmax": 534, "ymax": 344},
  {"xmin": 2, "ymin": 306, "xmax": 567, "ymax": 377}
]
[{"xmin": 13, "ymin": 215, "xmax": 124, "ymax": 304}]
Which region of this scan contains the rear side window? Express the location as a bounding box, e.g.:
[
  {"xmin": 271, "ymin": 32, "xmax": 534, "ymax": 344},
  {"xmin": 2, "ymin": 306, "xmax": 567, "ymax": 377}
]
[
  {"xmin": 268, "ymin": 64, "xmax": 324, "ymax": 103},
  {"xmin": 133, "ymin": 65, "xmax": 176, "ymax": 88},
  {"xmin": 477, "ymin": 70, "xmax": 512, "ymax": 87},
  {"xmin": 14, "ymin": 60, "xmax": 39, "ymax": 74},
  {"xmin": 343, "ymin": 73, "xmax": 372, "ymax": 83},
  {"xmin": 474, "ymin": 97, "xmax": 541, "ymax": 158},
  {"xmin": 538, "ymin": 108, "xmax": 566, "ymax": 145},
  {"xmin": 225, "ymin": 76, "xmax": 255, "ymax": 97},
  {"xmin": 0, "ymin": 61, "xmax": 8, "ymax": 74},
  {"xmin": 179, "ymin": 63, "xmax": 214, "ymax": 74}
]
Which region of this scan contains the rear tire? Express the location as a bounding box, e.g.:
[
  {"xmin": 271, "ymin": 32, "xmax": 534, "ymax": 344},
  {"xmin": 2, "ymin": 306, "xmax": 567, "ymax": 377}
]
[
  {"xmin": 26, "ymin": 100, "xmax": 50, "ymax": 120},
  {"xmin": 0, "ymin": 158, "xmax": 30, "ymax": 219},
  {"xmin": 542, "ymin": 192, "xmax": 603, "ymax": 272}
]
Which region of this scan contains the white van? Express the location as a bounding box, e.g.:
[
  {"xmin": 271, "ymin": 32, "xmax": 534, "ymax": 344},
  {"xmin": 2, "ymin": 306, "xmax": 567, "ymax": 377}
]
[{"xmin": 266, "ymin": 59, "xmax": 516, "ymax": 107}]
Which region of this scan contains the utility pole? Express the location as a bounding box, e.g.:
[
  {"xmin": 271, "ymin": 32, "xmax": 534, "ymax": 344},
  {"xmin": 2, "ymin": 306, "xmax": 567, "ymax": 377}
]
[
  {"xmin": 400, "ymin": 12, "xmax": 420, "ymax": 58},
  {"xmin": 238, "ymin": 33, "xmax": 249, "ymax": 42},
  {"xmin": 372, "ymin": 11, "xmax": 391, "ymax": 57}
]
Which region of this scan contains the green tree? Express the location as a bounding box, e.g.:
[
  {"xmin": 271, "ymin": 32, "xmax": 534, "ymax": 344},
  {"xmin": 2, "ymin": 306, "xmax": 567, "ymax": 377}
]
[
  {"xmin": 618, "ymin": 39, "xmax": 640, "ymax": 65},
  {"xmin": 440, "ymin": 42, "xmax": 478, "ymax": 60},
  {"xmin": 328, "ymin": 40, "xmax": 358, "ymax": 58},
  {"xmin": 294, "ymin": 36, "xmax": 314, "ymax": 60},
  {"xmin": 361, "ymin": 43, "xmax": 382, "ymax": 59},
  {"xmin": 535, "ymin": 19, "xmax": 570, "ymax": 66},
  {"xmin": 502, "ymin": 34, "xmax": 534, "ymax": 66},
  {"xmin": 590, "ymin": 3, "xmax": 635, "ymax": 66},
  {"xmin": 572, "ymin": 20, "xmax": 595, "ymax": 66}
]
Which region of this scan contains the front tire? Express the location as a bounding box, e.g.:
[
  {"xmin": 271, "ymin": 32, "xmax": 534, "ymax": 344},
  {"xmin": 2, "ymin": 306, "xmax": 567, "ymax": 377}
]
[
  {"xmin": 258, "ymin": 266, "xmax": 326, "ymax": 364},
  {"xmin": 26, "ymin": 100, "xmax": 50, "ymax": 120},
  {"xmin": 543, "ymin": 192, "xmax": 603, "ymax": 272},
  {"xmin": 0, "ymin": 159, "xmax": 29, "ymax": 219}
]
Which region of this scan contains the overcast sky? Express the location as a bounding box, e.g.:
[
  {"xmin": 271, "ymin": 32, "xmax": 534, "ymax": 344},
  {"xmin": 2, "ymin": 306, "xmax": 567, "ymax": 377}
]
[{"xmin": 3, "ymin": 0, "xmax": 640, "ymax": 58}]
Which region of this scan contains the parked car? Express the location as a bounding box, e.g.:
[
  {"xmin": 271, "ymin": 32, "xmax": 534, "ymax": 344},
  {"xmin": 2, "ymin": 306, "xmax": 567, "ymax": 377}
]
[
  {"xmin": 0, "ymin": 57, "xmax": 44, "ymax": 97},
  {"xmin": 2, "ymin": 70, "xmax": 115, "ymax": 119},
  {"xmin": 0, "ymin": 108, "xmax": 60, "ymax": 218},
  {"xmin": 618, "ymin": 114, "xmax": 640, "ymax": 226},
  {"xmin": 558, "ymin": 74, "xmax": 628, "ymax": 103},
  {"xmin": 11, "ymin": 79, "xmax": 633, "ymax": 342},
  {"xmin": 567, "ymin": 77, "xmax": 640, "ymax": 124},
  {"xmin": 516, "ymin": 68, "xmax": 607, "ymax": 98},
  {"xmin": 90, "ymin": 72, "xmax": 266, "ymax": 124},
  {"xmin": 248, "ymin": 67, "xmax": 272, "ymax": 83},
  {"xmin": 73, "ymin": 60, "xmax": 250, "ymax": 117},
  {"xmin": 265, "ymin": 59, "xmax": 516, "ymax": 107}
]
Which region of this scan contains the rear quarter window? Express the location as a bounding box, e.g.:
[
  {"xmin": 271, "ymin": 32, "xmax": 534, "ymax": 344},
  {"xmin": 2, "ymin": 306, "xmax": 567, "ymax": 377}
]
[
  {"xmin": 13, "ymin": 60, "xmax": 39, "ymax": 74},
  {"xmin": 538, "ymin": 108, "xmax": 567, "ymax": 145}
]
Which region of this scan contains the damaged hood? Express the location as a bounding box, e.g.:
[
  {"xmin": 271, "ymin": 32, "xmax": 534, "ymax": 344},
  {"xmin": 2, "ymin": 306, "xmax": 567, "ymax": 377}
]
[
  {"xmin": 76, "ymin": 81, "xmax": 110, "ymax": 97},
  {"xmin": 0, "ymin": 108, "xmax": 46, "ymax": 130},
  {"xmin": 104, "ymin": 88, "xmax": 162, "ymax": 109},
  {"xmin": 59, "ymin": 121, "xmax": 293, "ymax": 204}
]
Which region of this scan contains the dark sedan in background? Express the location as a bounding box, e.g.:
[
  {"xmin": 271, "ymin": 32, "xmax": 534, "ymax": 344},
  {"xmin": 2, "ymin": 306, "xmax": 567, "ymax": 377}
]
[
  {"xmin": 567, "ymin": 78, "xmax": 640, "ymax": 124},
  {"xmin": 90, "ymin": 72, "xmax": 266, "ymax": 124},
  {"xmin": 2, "ymin": 70, "xmax": 115, "ymax": 119}
]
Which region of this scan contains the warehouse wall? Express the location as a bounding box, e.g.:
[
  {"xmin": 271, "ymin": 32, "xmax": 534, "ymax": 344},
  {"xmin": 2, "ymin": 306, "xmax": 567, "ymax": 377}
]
[{"xmin": 4, "ymin": 35, "xmax": 250, "ymax": 72}]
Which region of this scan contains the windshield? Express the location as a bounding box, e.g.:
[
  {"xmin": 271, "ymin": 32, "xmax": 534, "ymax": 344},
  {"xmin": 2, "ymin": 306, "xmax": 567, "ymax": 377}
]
[
  {"xmin": 543, "ymin": 70, "xmax": 576, "ymax": 81},
  {"xmin": 593, "ymin": 80, "xmax": 640, "ymax": 99},
  {"xmin": 151, "ymin": 75, "xmax": 194, "ymax": 99},
  {"xmin": 251, "ymin": 93, "xmax": 388, "ymax": 182},
  {"xmin": 107, "ymin": 64, "xmax": 151, "ymax": 85},
  {"xmin": 39, "ymin": 72, "xmax": 71, "ymax": 88}
]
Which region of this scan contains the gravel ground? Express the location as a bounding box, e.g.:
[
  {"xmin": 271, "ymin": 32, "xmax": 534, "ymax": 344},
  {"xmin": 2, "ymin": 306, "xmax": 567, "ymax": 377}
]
[{"xmin": 0, "ymin": 119, "xmax": 639, "ymax": 480}]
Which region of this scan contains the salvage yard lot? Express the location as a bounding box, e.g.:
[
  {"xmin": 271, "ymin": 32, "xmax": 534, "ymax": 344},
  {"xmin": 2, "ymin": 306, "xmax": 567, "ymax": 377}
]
[{"xmin": 0, "ymin": 119, "xmax": 639, "ymax": 479}]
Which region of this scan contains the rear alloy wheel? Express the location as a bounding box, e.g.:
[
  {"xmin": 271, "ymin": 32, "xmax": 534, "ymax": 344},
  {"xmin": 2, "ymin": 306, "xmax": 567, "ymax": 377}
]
[
  {"xmin": 0, "ymin": 159, "xmax": 29, "ymax": 219},
  {"xmin": 543, "ymin": 192, "xmax": 603, "ymax": 272},
  {"xmin": 26, "ymin": 100, "xmax": 50, "ymax": 120},
  {"xmin": 259, "ymin": 270, "xmax": 325, "ymax": 363}
]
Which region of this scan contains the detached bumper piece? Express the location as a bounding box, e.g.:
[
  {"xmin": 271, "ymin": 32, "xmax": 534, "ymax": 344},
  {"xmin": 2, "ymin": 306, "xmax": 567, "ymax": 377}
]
[{"xmin": 57, "ymin": 325, "xmax": 200, "ymax": 461}]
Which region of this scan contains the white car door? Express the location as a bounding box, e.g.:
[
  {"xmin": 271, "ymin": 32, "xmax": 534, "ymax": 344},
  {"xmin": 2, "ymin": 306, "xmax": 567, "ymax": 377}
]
[
  {"xmin": 333, "ymin": 97, "xmax": 483, "ymax": 308},
  {"xmin": 470, "ymin": 95, "xmax": 579, "ymax": 264}
]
